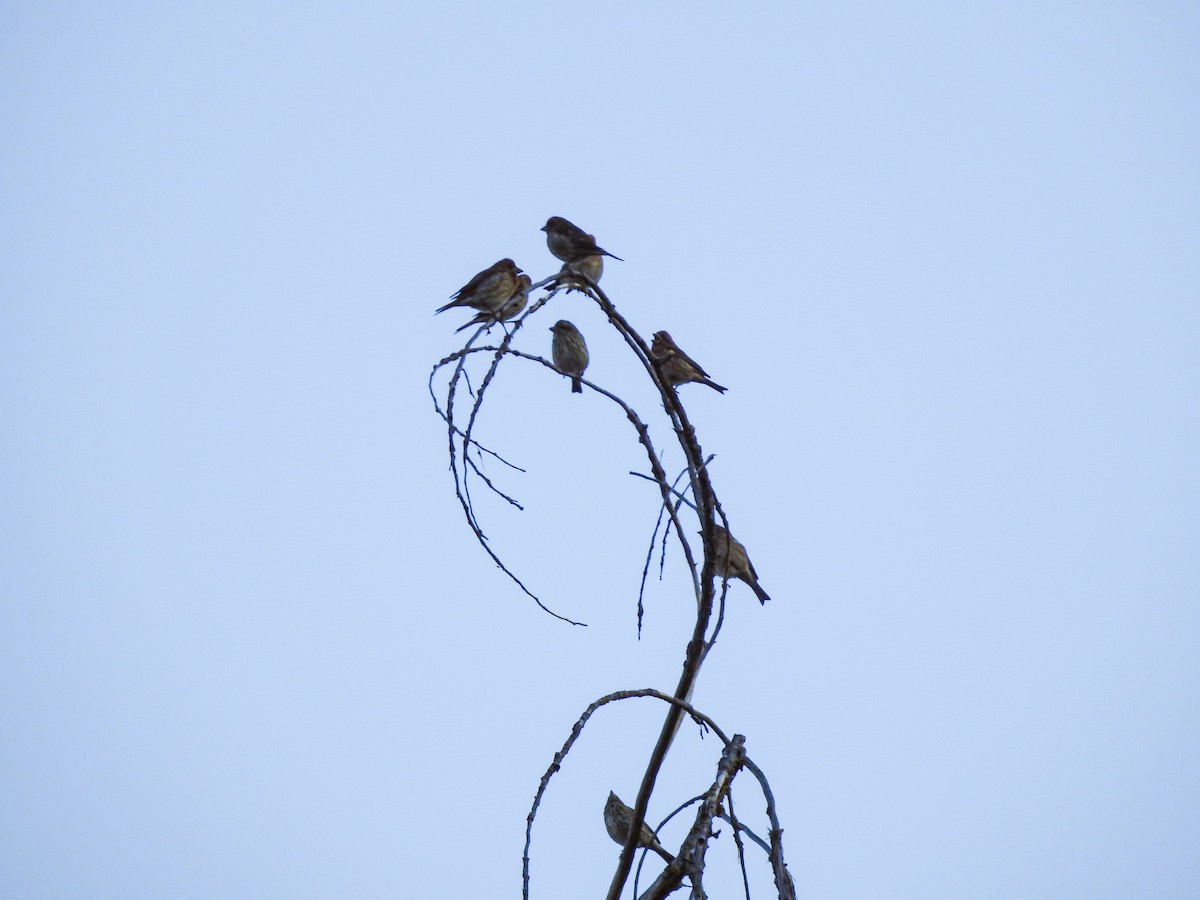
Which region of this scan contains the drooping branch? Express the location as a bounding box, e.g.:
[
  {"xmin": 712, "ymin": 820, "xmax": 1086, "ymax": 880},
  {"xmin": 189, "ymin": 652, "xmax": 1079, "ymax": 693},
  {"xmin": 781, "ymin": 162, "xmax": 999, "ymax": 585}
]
[
  {"xmin": 432, "ymin": 260, "xmax": 790, "ymax": 898},
  {"xmin": 522, "ymin": 689, "xmax": 733, "ymax": 900},
  {"xmin": 430, "ymin": 315, "xmax": 704, "ymax": 625}
]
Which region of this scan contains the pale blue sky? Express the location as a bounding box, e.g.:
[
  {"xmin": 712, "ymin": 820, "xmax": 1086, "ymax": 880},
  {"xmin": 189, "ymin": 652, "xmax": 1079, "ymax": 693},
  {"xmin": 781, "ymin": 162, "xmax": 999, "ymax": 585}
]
[{"xmin": 3, "ymin": 2, "xmax": 1198, "ymax": 897}]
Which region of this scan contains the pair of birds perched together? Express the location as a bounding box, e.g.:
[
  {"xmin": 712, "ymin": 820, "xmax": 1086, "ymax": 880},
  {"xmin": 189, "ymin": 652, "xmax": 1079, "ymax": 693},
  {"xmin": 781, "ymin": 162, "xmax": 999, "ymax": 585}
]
[
  {"xmin": 438, "ymin": 216, "xmax": 727, "ymax": 396},
  {"xmin": 435, "ymin": 216, "xmax": 611, "ymax": 332},
  {"xmin": 550, "ymin": 325, "xmax": 726, "ymax": 397}
]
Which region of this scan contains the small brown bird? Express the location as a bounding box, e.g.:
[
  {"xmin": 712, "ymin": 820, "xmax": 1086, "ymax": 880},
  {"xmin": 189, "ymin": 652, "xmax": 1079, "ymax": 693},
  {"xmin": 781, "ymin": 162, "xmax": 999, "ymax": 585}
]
[
  {"xmin": 557, "ymin": 254, "xmax": 603, "ymax": 295},
  {"xmin": 542, "ymin": 216, "xmax": 622, "ymax": 263},
  {"xmin": 437, "ymin": 259, "xmax": 523, "ymax": 315},
  {"xmin": 454, "ymin": 274, "xmax": 531, "ymax": 332},
  {"xmin": 650, "ymin": 331, "xmax": 727, "ymax": 393},
  {"xmin": 710, "ymin": 524, "xmax": 771, "ymax": 604},
  {"xmin": 550, "ymin": 320, "xmax": 589, "ymax": 394},
  {"xmin": 604, "ymin": 792, "xmax": 674, "ymax": 864},
  {"xmin": 563, "ymin": 253, "xmax": 604, "ymax": 285}
]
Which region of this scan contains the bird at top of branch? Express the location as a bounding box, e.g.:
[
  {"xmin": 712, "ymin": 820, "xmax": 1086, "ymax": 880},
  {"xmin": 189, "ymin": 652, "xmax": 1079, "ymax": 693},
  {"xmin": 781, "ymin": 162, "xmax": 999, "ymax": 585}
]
[{"xmin": 542, "ymin": 216, "xmax": 623, "ymax": 263}]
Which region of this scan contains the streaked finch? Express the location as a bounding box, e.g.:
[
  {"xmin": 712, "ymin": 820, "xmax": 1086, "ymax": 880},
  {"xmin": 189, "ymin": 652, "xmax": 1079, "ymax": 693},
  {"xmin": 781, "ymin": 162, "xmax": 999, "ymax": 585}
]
[
  {"xmin": 454, "ymin": 274, "xmax": 531, "ymax": 332},
  {"xmin": 711, "ymin": 524, "xmax": 771, "ymax": 604},
  {"xmin": 550, "ymin": 320, "xmax": 589, "ymax": 394},
  {"xmin": 604, "ymin": 791, "xmax": 674, "ymax": 864},
  {"xmin": 650, "ymin": 330, "xmax": 727, "ymax": 393},
  {"xmin": 437, "ymin": 258, "xmax": 523, "ymax": 315}
]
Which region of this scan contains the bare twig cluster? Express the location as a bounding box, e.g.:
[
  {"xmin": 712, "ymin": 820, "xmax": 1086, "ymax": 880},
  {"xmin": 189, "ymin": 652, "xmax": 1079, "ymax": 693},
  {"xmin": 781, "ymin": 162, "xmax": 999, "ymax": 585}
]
[{"xmin": 429, "ymin": 217, "xmax": 793, "ymax": 898}]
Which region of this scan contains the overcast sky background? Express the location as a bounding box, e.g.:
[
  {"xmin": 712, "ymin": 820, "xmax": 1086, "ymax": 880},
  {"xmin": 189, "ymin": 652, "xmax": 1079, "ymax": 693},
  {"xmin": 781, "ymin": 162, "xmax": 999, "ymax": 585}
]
[{"xmin": 3, "ymin": 2, "xmax": 1198, "ymax": 897}]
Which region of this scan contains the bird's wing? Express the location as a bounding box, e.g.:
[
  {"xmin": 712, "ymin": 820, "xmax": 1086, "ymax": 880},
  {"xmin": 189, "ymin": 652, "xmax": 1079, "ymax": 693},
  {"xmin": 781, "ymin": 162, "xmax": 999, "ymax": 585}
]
[{"xmin": 676, "ymin": 344, "xmax": 712, "ymax": 378}]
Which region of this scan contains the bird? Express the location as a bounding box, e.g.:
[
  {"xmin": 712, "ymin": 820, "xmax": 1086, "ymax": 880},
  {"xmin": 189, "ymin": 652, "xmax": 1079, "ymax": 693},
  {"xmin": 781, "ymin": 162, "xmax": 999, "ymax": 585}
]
[
  {"xmin": 562, "ymin": 253, "xmax": 604, "ymax": 285},
  {"xmin": 557, "ymin": 254, "xmax": 603, "ymax": 296},
  {"xmin": 550, "ymin": 320, "xmax": 589, "ymax": 394},
  {"xmin": 650, "ymin": 331, "xmax": 727, "ymax": 393},
  {"xmin": 604, "ymin": 792, "xmax": 674, "ymax": 864},
  {"xmin": 454, "ymin": 274, "xmax": 531, "ymax": 332},
  {"xmin": 541, "ymin": 216, "xmax": 623, "ymax": 264},
  {"xmin": 710, "ymin": 524, "xmax": 771, "ymax": 604},
  {"xmin": 437, "ymin": 259, "xmax": 523, "ymax": 315}
]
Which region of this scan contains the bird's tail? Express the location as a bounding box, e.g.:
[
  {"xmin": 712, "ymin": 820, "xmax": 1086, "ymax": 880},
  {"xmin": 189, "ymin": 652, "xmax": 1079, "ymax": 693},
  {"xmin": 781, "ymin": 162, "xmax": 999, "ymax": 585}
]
[
  {"xmin": 750, "ymin": 581, "xmax": 771, "ymax": 605},
  {"xmin": 704, "ymin": 378, "xmax": 728, "ymax": 394},
  {"xmin": 571, "ymin": 377, "xmax": 583, "ymax": 394}
]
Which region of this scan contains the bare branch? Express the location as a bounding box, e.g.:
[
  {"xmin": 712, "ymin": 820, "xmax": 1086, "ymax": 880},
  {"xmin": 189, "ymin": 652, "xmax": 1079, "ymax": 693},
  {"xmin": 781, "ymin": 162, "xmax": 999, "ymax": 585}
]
[
  {"xmin": 523, "ymin": 690, "xmax": 734, "ymax": 900},
  {"xmin": 742, "ymin": 757, "xmax": 798, "ymax": 900},
  {"xmin": 636, "ymin": 735, "xmax": 747, "ymax": 900},
  {"xmin": 432, "ymin": 262, "xmax": 791, "ymax": 899}
]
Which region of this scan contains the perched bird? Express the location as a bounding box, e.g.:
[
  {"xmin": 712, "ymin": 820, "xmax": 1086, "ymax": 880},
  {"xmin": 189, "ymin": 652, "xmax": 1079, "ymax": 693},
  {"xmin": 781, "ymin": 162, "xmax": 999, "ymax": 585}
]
[
  {"xmin": 557, "ymin": 254, "xmax": 603, "ymax": 296},
  {"xmin": 542, "ymin": 216, "xmax": 623, "ymax": 264},
  {"xmin": 437, "ymin": 259, "xmax": 523, "ymax": 315},
  {"xmin": 710, "ymin": 524, "xmax": 771, "ymax": 604},
  {"xmin": 650, "ymin": 331, "xmax": 728, "ymax": 393},
  {"xmin": 604, "ymin": 792, "xmax": 674, "ymax": 864},
  {"xmin": 571, "ymin": 254, "xmax": 604, "ymax": 284},
  {"xmin": 550, "ymin": 320, "xmax": 589, "ymax": 394},
  {"xmin": 454, "ymin": 274, "xmax": 531, "ymax": 332},
  {"xmin": 562, "ymin": 253, "xmax": 604, "ymax": 286}
]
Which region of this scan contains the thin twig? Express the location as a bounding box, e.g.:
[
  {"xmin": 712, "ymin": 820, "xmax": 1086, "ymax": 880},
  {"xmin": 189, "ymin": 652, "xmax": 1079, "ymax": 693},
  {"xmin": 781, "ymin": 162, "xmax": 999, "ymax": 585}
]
[{"xmin": 725, "ymin": 786, "xmax": 752, "ymax": 900}]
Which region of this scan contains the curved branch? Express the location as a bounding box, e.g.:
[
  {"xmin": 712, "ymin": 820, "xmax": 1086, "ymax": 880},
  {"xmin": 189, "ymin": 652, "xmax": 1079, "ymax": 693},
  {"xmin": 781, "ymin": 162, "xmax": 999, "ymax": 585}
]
[
  {"xmin": 433, "ymin": 269, "xmax": 790, "ymax": 898},
  {"xmin": 434, "ymin": 338, "xmax": 700, "ymax": 627},
  {"xmin": 522, "ymin": 689, "xmax": 733, "ymax": 900},
  {"xmin": 432, "ymin": 306, "xmax": 584, "ymax": 625}
]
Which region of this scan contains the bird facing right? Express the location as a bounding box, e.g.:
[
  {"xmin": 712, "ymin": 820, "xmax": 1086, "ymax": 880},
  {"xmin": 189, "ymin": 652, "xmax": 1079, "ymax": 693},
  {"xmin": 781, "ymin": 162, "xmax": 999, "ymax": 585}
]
[
  {"xmin": 542, "ymin": 216, "xmax": 623, "ymax": 264},
  {"xmin": 650, "ymin": 330, "xmax": 728, "ymax": 393},
  {"xmin": 710, "ymin": 524, "xmax": 771, "ymax": 604},
  {"xmin": 550, "ymin": 320, "xmax": 589, "ymax": 394},
  {"xmin": 603, "ymin": 792, "xmax": 674, "ymax": 864}
]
